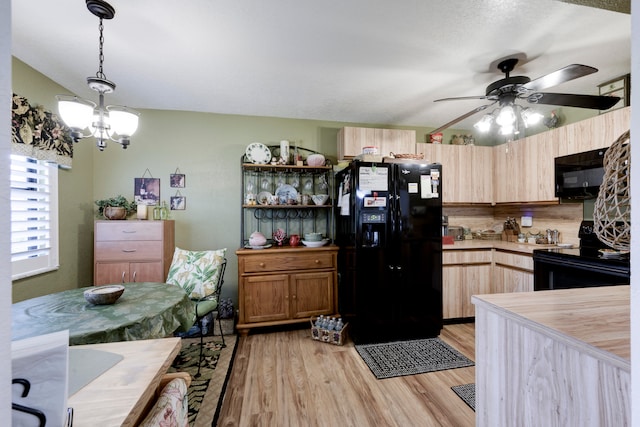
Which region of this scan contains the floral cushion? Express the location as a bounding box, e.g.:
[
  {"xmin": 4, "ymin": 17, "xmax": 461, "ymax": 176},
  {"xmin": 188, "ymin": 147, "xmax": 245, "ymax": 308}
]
[
  {"xmin": 166, "ymin": 247, "xmax": 226, "ymax": 299},
  {"xmin": 138, "ymin": 377, "xmax": 188, "ymax": 427}
]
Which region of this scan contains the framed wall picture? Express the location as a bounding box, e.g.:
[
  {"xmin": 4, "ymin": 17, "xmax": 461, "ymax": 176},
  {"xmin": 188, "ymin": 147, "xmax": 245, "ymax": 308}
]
[
  {"xmin": 170, "ymin": 173, "xmax": 185, "ymax": 188},
  {"xmin": 598, "ymin": 74, "xmax": 630, "ymax": 112},
  {"xmin": 170, "ymin": 196, "xmax": 186, "ymax": 210},
  {"xmin": 134, "ymin": 177, "xmax": 160, "ymax": 205}
]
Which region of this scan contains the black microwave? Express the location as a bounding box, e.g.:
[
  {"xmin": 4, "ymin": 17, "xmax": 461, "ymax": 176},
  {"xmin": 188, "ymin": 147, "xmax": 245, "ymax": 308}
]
[{"xmin": 554, "ymin": 148, "xmax": 607, "ymax": 199}]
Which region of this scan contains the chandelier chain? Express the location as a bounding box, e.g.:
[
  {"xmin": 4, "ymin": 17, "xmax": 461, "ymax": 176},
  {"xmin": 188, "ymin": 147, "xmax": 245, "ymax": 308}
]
[{"xmin": 96, "ymin": 18, "xmax": 107, "ymax": 80}]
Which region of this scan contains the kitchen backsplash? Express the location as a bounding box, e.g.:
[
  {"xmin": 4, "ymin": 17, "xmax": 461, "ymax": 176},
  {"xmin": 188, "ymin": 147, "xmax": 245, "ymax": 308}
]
[{"xmin": 444, "ymin": 203, "xmax": 583, "ymax": 246}]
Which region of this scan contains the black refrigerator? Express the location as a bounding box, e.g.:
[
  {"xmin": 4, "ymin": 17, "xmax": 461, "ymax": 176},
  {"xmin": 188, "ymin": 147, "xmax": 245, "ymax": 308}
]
[{"xmin": 335, "ymin": 160, "xmax": 443, "ymax": 344}]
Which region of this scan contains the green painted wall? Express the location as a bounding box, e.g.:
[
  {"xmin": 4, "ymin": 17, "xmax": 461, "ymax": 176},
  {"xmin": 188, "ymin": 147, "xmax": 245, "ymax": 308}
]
[
  {"xmin": 12, "ymin": 59, "xmax": 95, "ymax": 302},
  {"xmin": 10, "ymin": 56, "xmax": 601, "ymax": 306}
]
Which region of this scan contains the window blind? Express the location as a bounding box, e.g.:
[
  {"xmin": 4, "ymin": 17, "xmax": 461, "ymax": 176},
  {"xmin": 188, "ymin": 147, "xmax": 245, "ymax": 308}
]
[{"xmin": 11, "ymin": 154, "xmax": 59, "ymax": 280}]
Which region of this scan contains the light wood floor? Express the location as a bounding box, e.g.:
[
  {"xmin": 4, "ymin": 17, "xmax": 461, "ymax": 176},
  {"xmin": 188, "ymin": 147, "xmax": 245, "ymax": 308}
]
[{"xmin": 217, "ymin": 323, "xmax": 476, "ymax": 426}]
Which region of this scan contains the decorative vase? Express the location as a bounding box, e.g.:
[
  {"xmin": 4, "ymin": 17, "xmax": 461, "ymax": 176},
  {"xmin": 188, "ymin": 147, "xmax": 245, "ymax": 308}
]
[
  {"xmin": 104, "ymin": 206, "xmax": 127, "ymax": 220},
  {"xmin": 273, "ymin": 228, "xmax": 286, "ymax": 246}
]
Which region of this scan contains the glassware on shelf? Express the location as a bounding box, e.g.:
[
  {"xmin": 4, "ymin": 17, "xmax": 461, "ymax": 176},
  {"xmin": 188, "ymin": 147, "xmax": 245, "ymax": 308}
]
[
  {"xmin": 290, "ymin": 172, "xmax": 300, "ymax": 189},
  {"xmin": 261, "ymin": 171, "xmax": 272, "ymax": 192}
]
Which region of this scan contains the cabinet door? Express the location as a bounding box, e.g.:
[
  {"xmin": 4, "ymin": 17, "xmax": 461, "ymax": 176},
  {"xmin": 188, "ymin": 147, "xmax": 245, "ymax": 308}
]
[
  {"xmin": 130, "ymin": 262, "xmax": 165, "ymax": 283},
  {"xmin": 241, "ymin": 274, "xmax": 290, "ymax": 323},
  {"xmin": 461, "ymin": 264, "xmax": 492, "ymax": 317},
  {"xmin": 493, "ymin": 141, "xmax": 522, "ymax": 203},
  {"xmin": 417, "ymin": 144, "xmax": 493, "ymax": 204},
  {"xmin": 493, "ymin": 265, "xmax": 534, "ymax": 293},
  {"xmin": 338, "ymin": 127, "xmax": 380, "ymax": 158},
  {"xmin": 380, "ymin": 129, "xmax": 416, "ymax": 156},
  {"xmin": 290, "ymin": 272, "xmax": 335, "ymax": 318},
  {"xmin": 442, "ymin": 265, "xmax": 463, "ymax": 319},
  {"xmin": 95, "ymin": 262, "xmax": 129, "ymax": 285}
]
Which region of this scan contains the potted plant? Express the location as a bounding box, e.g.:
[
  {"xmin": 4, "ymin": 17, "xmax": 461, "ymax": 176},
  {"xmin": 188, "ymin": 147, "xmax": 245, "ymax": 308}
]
[{"xmin": 95, "ymin": 195, "xmax": 137, "ymax": 220}]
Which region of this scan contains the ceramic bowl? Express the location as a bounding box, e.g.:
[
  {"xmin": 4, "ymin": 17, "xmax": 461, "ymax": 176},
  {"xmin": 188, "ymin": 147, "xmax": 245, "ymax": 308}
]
[
  {"xmin": 304, "ymin": 232, "xmax": 323, "ymax": 242},
  {"xmin": 84, "ymin": 284, "xmax": 125, "ymax": 305},
  {"xmin": 306, "ymin": 154, "xmax": 326, "ymax": 167},
  {"xmin": 311, "ymin": 194, "xmax": 329, "ymax": 205}
]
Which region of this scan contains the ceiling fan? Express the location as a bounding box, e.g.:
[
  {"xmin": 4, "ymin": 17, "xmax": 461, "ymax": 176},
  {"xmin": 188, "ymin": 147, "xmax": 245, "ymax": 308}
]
[{"xmin": 431, "ymin": 58, "xmax": 620, "ymax": 134}]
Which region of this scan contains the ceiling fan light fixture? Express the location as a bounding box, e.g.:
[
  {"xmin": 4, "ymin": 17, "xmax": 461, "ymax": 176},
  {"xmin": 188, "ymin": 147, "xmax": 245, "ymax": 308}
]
[
  {"xmin": 496, "ymin": 105, "xmax": 516, "ymax": 127},
  {"xmin": 474, "ymin": 114, "xmax": 494, "ymax": 133},
  {"xmin": 56, "ymin": 0, "xmax": 139, "ymax": 151},
  {"xmin": 521, "ymin": 108, "xmax": 544, "ymax": 127}
]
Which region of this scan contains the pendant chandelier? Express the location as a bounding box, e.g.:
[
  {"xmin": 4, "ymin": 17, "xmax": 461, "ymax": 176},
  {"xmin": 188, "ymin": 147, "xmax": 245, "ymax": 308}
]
[{"xmin": 57, "ymin": 0, "xmax": 139, "ymax": 151}]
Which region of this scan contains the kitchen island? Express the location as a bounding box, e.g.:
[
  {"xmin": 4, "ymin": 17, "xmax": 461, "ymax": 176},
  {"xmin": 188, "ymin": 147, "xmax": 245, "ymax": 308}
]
[{"xmin": 472, "ymin": 285, "xmax": 630, "ymax": 427}]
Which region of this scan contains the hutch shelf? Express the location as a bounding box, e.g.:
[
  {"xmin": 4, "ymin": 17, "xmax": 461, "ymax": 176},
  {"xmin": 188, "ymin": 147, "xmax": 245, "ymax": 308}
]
[{"xmin": 236, "ymin": 146, "xmax": 339, "ymax": 335}]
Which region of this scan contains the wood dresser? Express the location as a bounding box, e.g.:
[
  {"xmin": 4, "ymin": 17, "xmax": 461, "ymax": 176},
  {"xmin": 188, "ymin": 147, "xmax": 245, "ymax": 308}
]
[
  {"xmin": 235, "ymin": 245, "xmax": 339, "ymax": 336},
  {"xmin": 94, "ymin": 220, "xmax": 175, "ymax": 285}
]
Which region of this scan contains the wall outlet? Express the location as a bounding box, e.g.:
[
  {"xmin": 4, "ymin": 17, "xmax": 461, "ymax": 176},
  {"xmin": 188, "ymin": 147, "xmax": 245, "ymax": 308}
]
[{"xmin": 521, "ymin": 216, "xmax": 533, "ymax": 227}]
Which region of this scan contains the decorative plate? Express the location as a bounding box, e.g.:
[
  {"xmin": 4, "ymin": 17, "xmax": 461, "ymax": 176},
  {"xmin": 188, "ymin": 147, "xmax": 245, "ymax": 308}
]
[
  {"xmin": 244, "ymin": 243, "xmax": 273, "ymax": 250},
  {"xmin": 302, "ymin": 239, "xmax": 330, "ymax": 248},
  {"xmin": 245, "ymin": 142, "xmax": 271, "ymax": 164},
  {"xmin": 275, "ymin": 184, "xmax": 298, "ymax": 203},
  {"xmin": 257, "ymin": 191, "xmax": 272, "ymax": 205}
]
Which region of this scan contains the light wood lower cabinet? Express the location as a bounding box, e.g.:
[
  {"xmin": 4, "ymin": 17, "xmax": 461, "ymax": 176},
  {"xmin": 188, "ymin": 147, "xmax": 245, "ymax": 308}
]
[
  {"xmin": 442, "ymin": 249, "xmax": 492, "ymax": 319},
  {"xmin": 236, "ymin": 246, "xmax": 338, "ymax": 335},
  {"xmin": 443, "ymin": 248, "xmax": 534, "ymax": 319},
  {"xmin": 492, "ymin": 250, "xmax": 534, "ymax": 293},
  {"xmin": 94, "ymin": 220, "xmax": 175, "ymax": 285}
]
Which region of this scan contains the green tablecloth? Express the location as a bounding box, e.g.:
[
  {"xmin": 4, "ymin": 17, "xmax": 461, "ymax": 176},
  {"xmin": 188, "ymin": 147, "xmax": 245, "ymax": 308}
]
[{"xmin": 12, "ymin": 282, "xmax": 196, "ymax": 345}]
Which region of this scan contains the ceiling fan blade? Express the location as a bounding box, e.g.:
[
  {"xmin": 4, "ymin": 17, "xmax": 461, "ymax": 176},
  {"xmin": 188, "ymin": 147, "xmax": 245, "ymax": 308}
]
[
  {"xmin": 520, "ymin": 64, "xmax": 598, "ymax": 92},
  {"xmin": 430, "ymin": 104, "xmax": 494, "ymax": 134},
  {"xmin": 435, "ymin": 95, "xmax": 488, "ymax": 102},
  {"xmin": 527, "ymin": 92, "xmax": 620, "ymax": 110}
]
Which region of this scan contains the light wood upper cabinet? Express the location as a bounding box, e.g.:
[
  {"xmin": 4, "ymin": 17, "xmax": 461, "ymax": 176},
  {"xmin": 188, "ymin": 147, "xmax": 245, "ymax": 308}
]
[
  {"xmin": 494, "ymin": 131, "xmax": 558, "ymax": 203},
  {"xmin": 417, "ymin": 144, "xmax": 493, "ymax": 204},
  {"xmin": 338, "ymin": 126, "xmax": 416, "ymax": 159},
  {"xmin": 557, "ymin": 107, "xmax": 630, "ymax": 156}
]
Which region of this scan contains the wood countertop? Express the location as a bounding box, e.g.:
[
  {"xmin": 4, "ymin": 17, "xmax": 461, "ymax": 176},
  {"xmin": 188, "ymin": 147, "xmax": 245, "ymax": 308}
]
[
  {"xmin": 472, "ymin": 286, "xmax": 630, "ymax": 364},
  {"xmin": 444, "ymin": 239, "xmax": 559, "ymax": 254}
]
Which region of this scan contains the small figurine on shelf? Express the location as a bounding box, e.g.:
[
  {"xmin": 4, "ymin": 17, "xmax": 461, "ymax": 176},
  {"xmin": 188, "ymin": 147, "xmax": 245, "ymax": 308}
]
[{"xmin": 272, "ymin": 228, "xmax": 286, "ymax": 246}]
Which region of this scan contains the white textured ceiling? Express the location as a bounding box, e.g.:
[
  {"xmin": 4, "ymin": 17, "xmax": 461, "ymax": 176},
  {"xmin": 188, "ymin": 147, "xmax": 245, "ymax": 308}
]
[{"xmin": 11, "ymin": 0, "xmax": 630, "ymax": 131}]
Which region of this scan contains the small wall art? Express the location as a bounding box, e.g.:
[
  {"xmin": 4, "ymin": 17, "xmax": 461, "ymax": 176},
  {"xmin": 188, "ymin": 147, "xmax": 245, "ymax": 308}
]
[
  {"xmin": 170, "ymin": 190, "xmax": 186, "ymax": 210},
  {"xmin": 170, "ymin": 168, "xmax": 185, "ymax": 188},
  {"xmin": 134, "ymin": 169, "xmax": 160, "ymax": 205}
]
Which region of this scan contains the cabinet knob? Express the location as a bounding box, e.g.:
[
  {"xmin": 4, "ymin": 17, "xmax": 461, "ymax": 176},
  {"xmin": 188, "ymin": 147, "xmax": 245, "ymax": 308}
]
[
  {"xmin": 314, "ymin": 259, "xmax": 320, "ymax": 264},
  {"xmin": 121, "ymin": 271, "xmax": 126, "ymax": 283},
  {"xmin": 259, "ymin": 262, "xmax": 265, "ymax": 267}
]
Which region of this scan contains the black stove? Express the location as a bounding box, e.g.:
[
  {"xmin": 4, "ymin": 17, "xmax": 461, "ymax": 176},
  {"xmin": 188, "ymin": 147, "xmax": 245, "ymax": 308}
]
[{"xmin": 533, "ymin": 220, "xmax": 630, "ymax": 290}]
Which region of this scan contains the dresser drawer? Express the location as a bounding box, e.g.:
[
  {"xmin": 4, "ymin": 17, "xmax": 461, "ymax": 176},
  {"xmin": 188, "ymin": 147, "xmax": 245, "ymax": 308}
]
[
  {"xmin": 94, "ymin": 241, "xmax": 163, "ymax": 261},
  {"xmin": 241, "ymin": 252, "xmax": 336, "ymax": 273},
  {"xmin": 95, "ymin": 221, "xmax": 165, "ymax": 241}
]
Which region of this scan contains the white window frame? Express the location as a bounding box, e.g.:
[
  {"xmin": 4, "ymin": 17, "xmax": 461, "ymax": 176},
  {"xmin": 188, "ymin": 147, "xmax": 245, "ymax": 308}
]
[{"xmin": 10, "ymin": 154, "xmax": 59, "ymax": 280}]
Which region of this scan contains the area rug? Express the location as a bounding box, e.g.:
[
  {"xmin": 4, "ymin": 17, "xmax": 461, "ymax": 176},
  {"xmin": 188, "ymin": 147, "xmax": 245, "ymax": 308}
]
[
  {"xmin": 168, "ymin": 334, "xmax": 238, "ymax": 427},
  {"xmin": 355, "ymin": 338, "xmax": 474, "ymax": 379},
  {"xmin": 451, "ymin": 383, "xmax": 476, "ymax": 411}
]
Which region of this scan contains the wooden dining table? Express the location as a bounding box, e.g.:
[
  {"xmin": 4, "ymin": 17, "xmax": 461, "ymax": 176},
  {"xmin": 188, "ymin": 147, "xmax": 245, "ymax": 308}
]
[{"xmin": 12, "ymin": 282, "xmax": 196, "ymax": 345}]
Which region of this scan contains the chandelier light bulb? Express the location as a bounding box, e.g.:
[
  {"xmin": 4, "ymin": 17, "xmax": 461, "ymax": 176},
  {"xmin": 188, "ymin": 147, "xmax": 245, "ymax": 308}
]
[
  {"xmin": 496, "ymin": 105, "xmax": 516, "ymax": 127},
  {"xmin": 521, "ymin": 108, "xmax": 544, "ymax": 127},
  {"xmin": 473, "ymin": 114, "xmax": 494, "ymax": 133}
]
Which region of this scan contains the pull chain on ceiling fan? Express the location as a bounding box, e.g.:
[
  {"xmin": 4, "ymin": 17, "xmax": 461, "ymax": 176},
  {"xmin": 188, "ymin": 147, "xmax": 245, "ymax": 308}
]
[{"xmin": 431, "ymin": 58, "xmax": 620, "ymax": 135}]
